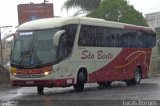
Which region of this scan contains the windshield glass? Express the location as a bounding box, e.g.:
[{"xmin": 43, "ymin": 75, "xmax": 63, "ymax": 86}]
[{"xmin": 11, "ymin": 28, "xmax": 59, "ymax": 67}]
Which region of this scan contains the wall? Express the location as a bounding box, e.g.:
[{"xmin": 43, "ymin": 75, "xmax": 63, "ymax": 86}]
[
  {"xmin": 149, "ymin": 45, "xmax": 158, "ymax": 77},
  {"xmin": 0, "ymin": 65, "xmax": 10, "ymax": 85}
]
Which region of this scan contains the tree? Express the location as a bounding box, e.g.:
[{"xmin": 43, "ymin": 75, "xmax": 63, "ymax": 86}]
[
  {"xmin": 62, "ymin": 0, "xmax": 101, "ymax": 12},
  {"xmin": 88, "ymin": 0, "xmax": 148, "ymax": 26},
  {"xmin": 62, "ymin": 0, "xmax": 148, "ymax": 26}
]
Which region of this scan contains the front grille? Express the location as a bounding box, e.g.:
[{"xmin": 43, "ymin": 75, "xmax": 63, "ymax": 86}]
[{"xmin": 15, "ymin": 74, "xmax": 44, "ymax": 78}]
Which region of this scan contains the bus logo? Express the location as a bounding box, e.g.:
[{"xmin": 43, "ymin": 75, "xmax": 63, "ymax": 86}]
[{"xmin": 81, "ymin": 50, "xmax": 113, "ymax": 60}]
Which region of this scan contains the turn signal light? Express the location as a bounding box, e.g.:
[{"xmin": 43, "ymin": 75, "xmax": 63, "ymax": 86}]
[{"xmin": 10, "ymin": 67, "xmax": 17, "ymax": 75}]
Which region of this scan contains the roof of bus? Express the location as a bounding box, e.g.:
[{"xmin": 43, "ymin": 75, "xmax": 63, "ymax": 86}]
[{"xmin": 17, "ymin": 17, "xmax": 154, "ymax": 32}]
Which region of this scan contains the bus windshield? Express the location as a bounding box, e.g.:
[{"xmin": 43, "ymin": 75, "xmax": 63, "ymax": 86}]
[{"xmin": 11, "ymin": 28, "xmax": 59, "ymax": 67}]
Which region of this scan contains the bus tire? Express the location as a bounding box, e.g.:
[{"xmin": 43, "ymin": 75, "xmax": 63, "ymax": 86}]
[
  {"xmin": 105, "ymin": 81, "xmax": 112, "ymax": 87},
  {"xmin": 74, "ymin": 71, "xmax": 85, "ymax": 93},
  {"xmin": 98, "ymin": 81, "xmax": 112, "ymax": 88},
  {"xmin": 37, "ymin": 86, "xmax": 44, "ymax": 95},
  {"xmin": 126, "ymin": 67, "xmax": 141, "ymax": 86},
  {"xmin": 126, "ymin": 79, "xmax": 133, "ymax": 86},
  {"xmin": 133, "ymin": 67, "xmax": 141, "ymax": 85},
  {"xmin": 98, "ymin": 82, "xmax": 103, "ymax": 86}
]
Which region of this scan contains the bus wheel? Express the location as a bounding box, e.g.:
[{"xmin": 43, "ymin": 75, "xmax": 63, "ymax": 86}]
[
  {"xmin": 98, "ymin": 81, "xmax": 112, "ymax": 88},
  {"xmin": 126, "ymin": 67, "xmax": 141, "ymax": 86},
  {"xmin": 133, "ymin": 67, "xmax": 141, "ymax": 84},
  {"xmin": 126, "ymin": 80, "xmax": 133, "ymax": 86},
  {"xmin": 98, "ymin": 82, "xmax": 103, "ymax": 86},
  {"xmin": 105, "ymin": 81, "xmax": 112, "ymax": 87},
  {"xmin": 74, "ymin": 72, "xmax": 85, "ymax": 93},
  {"xmin": 37, "ymin": 86, "xmax": 44, "ymax": 95}
]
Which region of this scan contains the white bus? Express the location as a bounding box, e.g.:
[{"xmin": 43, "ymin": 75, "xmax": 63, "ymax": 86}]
[{"xmin": 10, "ymin": 17, "xmax": 156, "ymax": 95}]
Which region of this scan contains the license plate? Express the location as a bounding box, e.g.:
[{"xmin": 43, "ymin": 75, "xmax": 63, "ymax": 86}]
[{"xmin": 25, "ymin": 81, "xmax": 34, "ymax": 84}]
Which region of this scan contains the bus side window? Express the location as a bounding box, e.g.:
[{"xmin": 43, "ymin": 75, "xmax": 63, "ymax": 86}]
[
  {"xmin": 78, "ymin": 25, "xmax": 88, "ymax": 46},
  {"xmin": 136, "ymin": 31, "xmax": 143, "ymax": 48},
  {"xmin": 144, "ymin": 32, "xmax": 156, "ymax": 48},
  {"xmin": 59, "ymin": 34, "xmax": 67, "ymax": 60},
  {"xmin": 58, "ymin": 24, "xmax": 77, "ymax": 61}
]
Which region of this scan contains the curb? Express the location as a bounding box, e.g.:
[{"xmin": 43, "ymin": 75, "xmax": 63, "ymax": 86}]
[
  {"xmin": 0, "ymin": 84, "xmax": 20, "ymax": 90},
  {"xmin": 155, "ymin": 74, "xmax": 160, "ymax": 77},
  {"xmin": 0, "ymin": 84, "xmax": 12, "ymax": 89}
]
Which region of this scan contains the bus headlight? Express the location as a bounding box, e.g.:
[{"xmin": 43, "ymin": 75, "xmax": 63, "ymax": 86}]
[
  {"xmin": 13, "ymin": 73, "xmax": 17, "ymax": 76},
  {"xmin": 44, "ymin": 71, "xmax": 49, "ymax": 76}
]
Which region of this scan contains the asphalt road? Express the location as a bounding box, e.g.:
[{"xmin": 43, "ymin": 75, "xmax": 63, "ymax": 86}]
[{"xmin": 0, "ymin": 77, "xmax": 160, "ymax": 106}]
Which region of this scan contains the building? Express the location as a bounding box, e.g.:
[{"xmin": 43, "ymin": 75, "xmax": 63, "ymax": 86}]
[
  {"xmin": 145, "ymin": 12, "xmax": 160, "ymax": 28},
  {"xmin": 145, "ymin": 12, "xmax": 160, "ymax": 75},
  {"xmin": 17, "ymin": 3, "xmax": 54, "ymax": 25}
]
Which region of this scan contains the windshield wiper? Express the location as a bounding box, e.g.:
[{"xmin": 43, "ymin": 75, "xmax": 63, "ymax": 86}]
[
  {"xmin": 27, "ymin": 31, "xmax": 42, "ymax": 66},
  {"xmin": 18, "ymin": 32, "xmax": 35, "ymax": 66}
]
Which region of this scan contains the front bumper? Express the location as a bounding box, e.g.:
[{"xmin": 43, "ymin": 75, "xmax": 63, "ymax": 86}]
[
  {"xmin": 11, "ymin": 80, "xmax": 55, "ymax": 87},
  {"xmin": 11, "ymin": 78, "xmax": 74, "ymax": 87}
]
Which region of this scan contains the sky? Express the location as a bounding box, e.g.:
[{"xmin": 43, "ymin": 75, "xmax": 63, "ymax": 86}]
[{"xmin": 1, "ymin": 0, "xmax": 160, "ymax": 38}]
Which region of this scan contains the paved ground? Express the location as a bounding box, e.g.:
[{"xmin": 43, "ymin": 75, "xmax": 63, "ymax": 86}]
[{"xmin": 0, "ymin": 77, "xmax": 160, "ymax": 106}]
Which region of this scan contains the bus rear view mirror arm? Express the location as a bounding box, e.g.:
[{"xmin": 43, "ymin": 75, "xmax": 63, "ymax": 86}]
[{"xmin": 53, "ymin": 30, "xmax": 66, "ymax": 47}]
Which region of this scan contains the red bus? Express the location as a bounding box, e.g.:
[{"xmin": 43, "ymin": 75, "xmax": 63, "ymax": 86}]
[{"xmin": 10, "ymin": 17, "xmax": 156, "ymax": 95}]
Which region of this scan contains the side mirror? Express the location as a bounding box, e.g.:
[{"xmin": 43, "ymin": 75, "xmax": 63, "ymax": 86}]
[{"xmin": 53, "ymin": 30, "xmax": 65, "ymax": 47}]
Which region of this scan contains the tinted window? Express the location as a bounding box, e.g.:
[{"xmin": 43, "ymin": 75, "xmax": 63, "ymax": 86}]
[
  {"xmin": 78, "ymin": 25, "xmax": 156, "ymax": 48},
  {"xmin": 58, "ymin": 24, "xmax": 78, "ymax": 61}
]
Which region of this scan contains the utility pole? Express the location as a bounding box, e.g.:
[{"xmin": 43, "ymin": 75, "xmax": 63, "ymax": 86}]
[
  {"xmin": 0, "ymin": 26, "xmax": 12, "ymax": 65},
  {"xmin": 44, "ymin": 0, "xmax": 49, "ymax": 18}
]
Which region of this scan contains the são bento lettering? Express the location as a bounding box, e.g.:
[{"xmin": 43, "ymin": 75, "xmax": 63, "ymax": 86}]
[{"xmin": 81, "ymin": 50, "xmax": 113, "ymax": 60}]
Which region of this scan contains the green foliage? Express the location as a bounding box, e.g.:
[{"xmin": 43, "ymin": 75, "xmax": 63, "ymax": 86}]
[
  {"xmin": 62, "ymin": 0, "xmax": 148, "ymax": 26},
  {"xmin": 88, "ymin": 0, "xmax": 148, "ymax": 26},
  {"xmin": 62, "ymin": 0, "xmax": 101, "ymax": 12}
]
